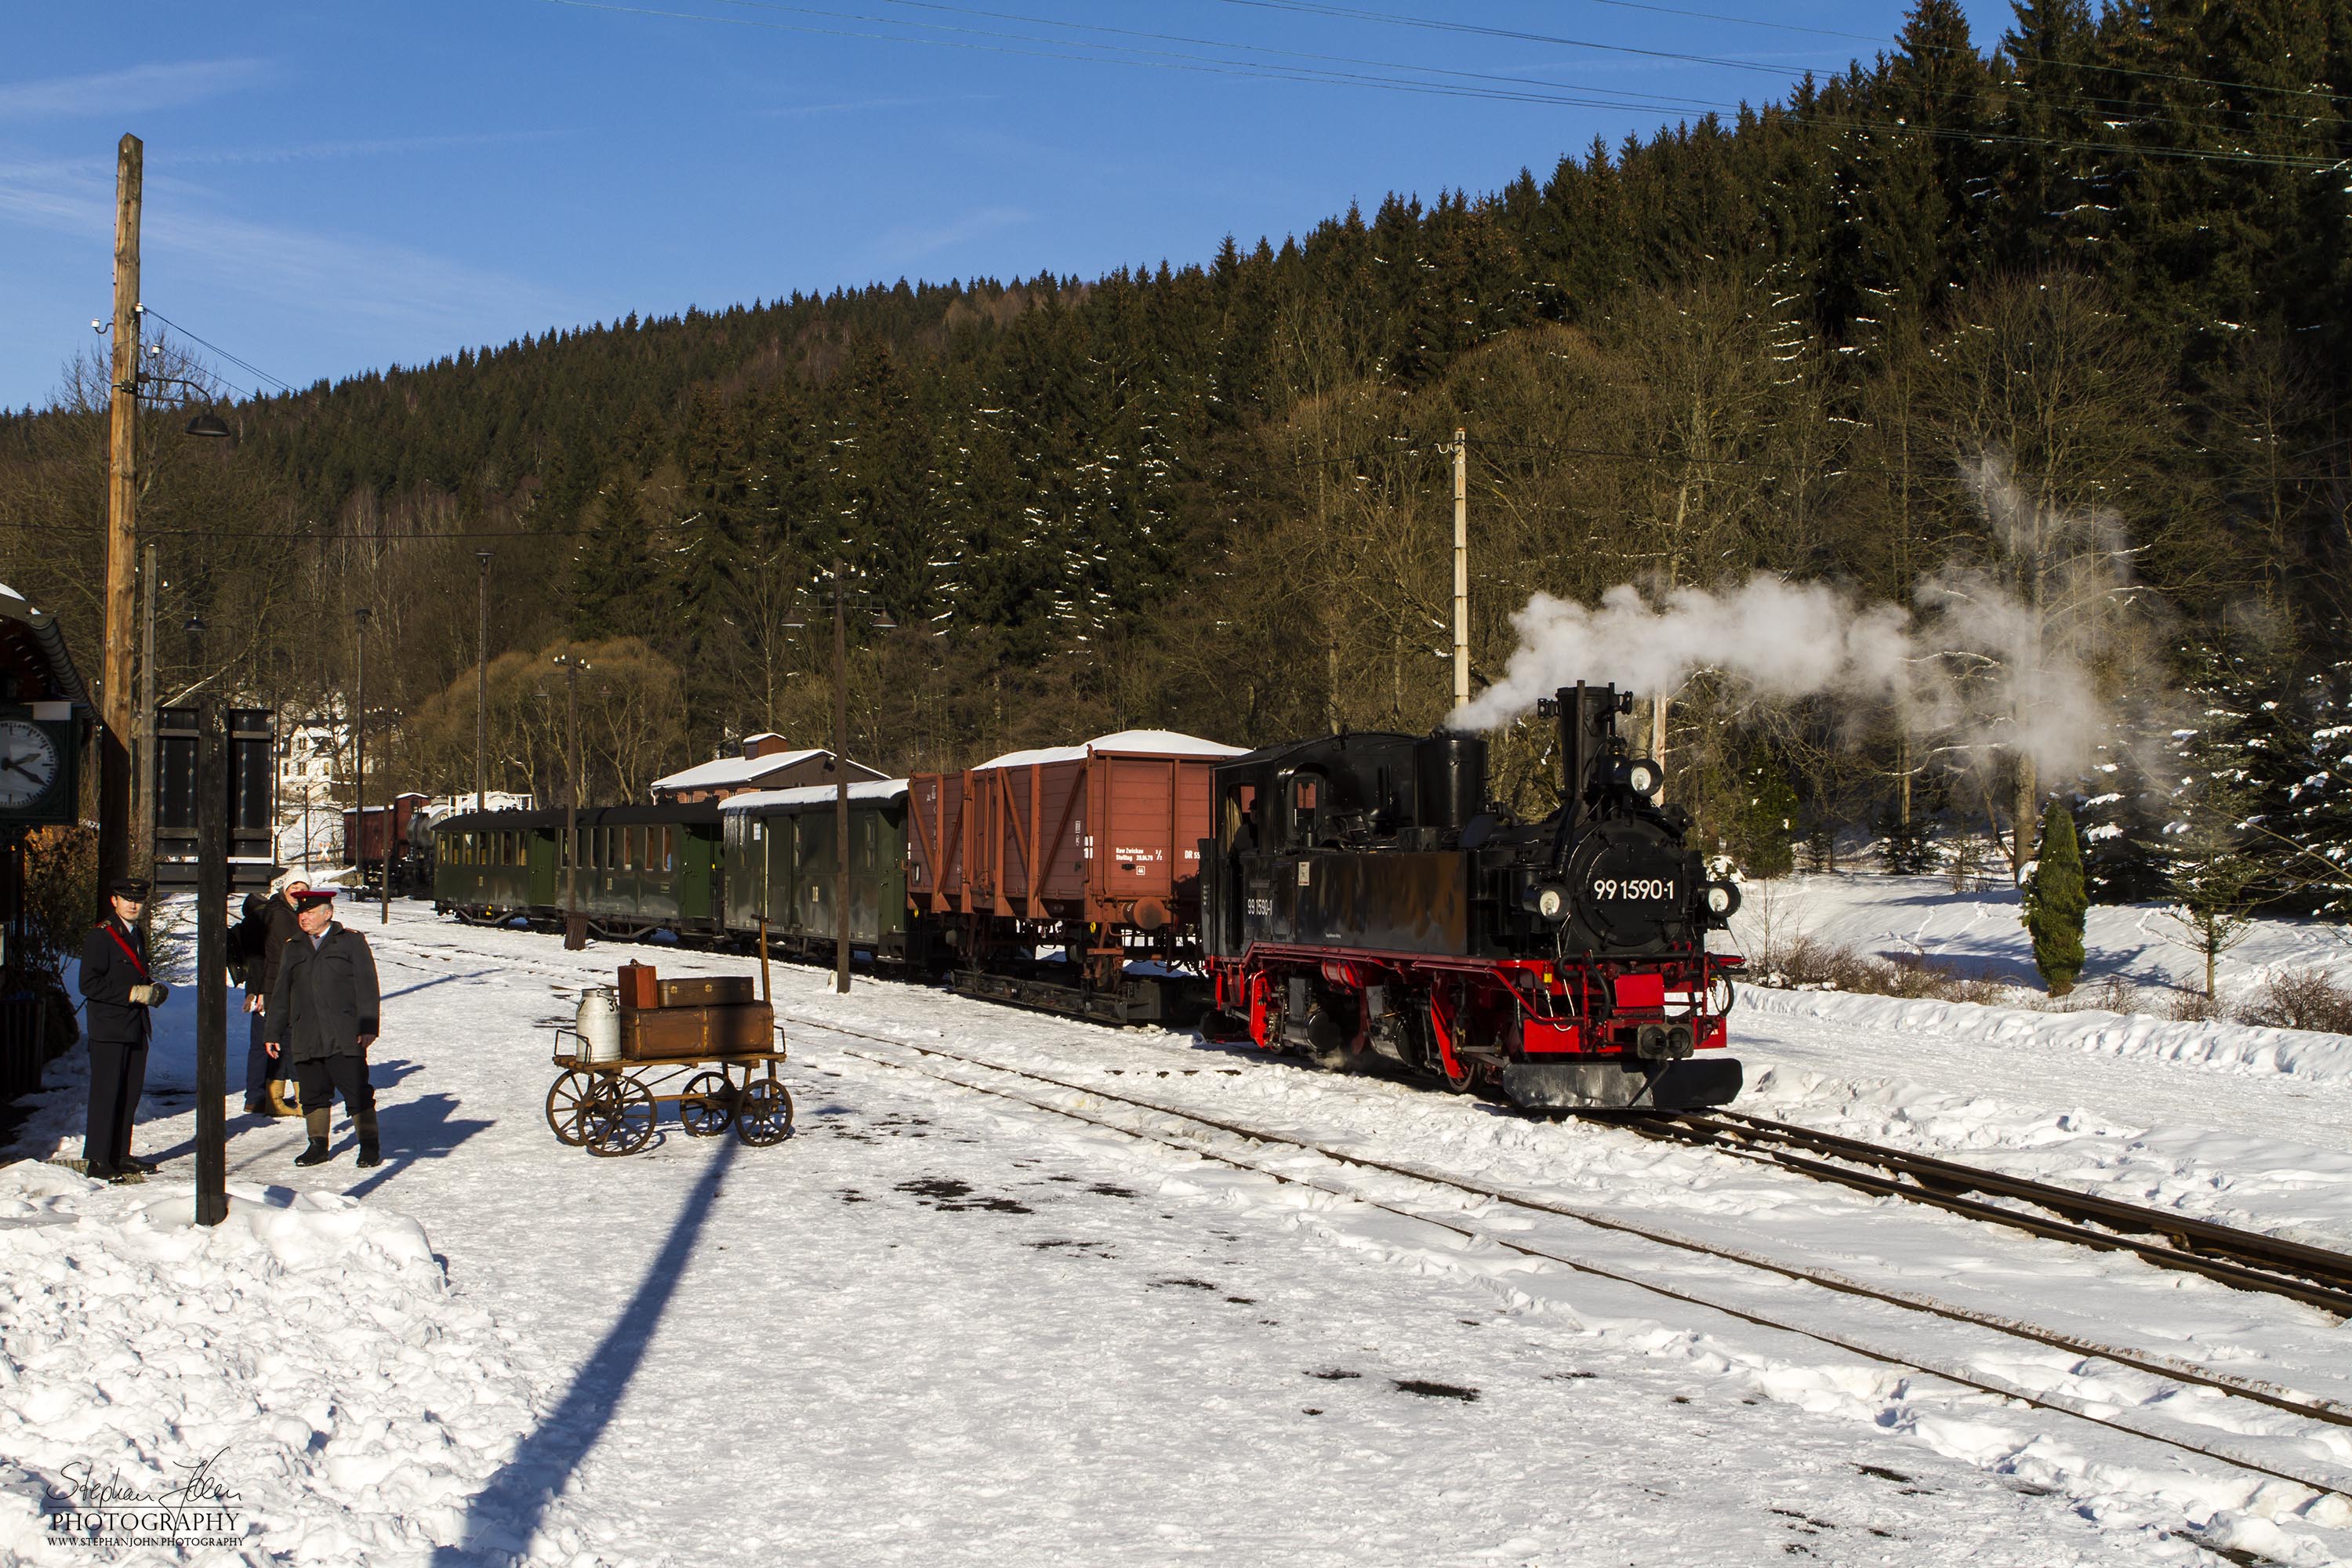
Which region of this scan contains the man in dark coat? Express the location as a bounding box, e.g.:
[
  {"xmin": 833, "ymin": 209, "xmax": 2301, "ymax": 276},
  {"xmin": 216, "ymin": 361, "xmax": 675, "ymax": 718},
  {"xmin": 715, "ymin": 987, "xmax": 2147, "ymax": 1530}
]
[
  {"xmin": 238, "ymin": 877, "xmax": 309, "ymax": 1114},
  {"xmin": 265, "ymin": 887, "xmax": 383, "ymax": 1168},
  {"xmin": 79, "ymin": 877, "xmax": 169, "ymax": 1179}
]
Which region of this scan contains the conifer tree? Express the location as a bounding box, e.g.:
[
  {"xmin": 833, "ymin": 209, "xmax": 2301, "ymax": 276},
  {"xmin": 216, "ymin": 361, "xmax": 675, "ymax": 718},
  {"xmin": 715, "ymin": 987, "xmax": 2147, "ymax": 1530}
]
[
  {"xmin": 1733, "ymin": 757, "xmax": 1800, "ymax": 880},
  {"xmin": 2022, "ymin": 799, "xmax": 2087, "ymax": 995}
]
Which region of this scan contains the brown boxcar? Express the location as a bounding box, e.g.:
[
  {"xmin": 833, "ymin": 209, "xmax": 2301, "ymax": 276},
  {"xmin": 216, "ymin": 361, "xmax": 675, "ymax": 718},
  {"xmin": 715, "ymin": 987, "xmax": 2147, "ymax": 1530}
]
[
  {"xmin": 908, "ymin": 729, "xmax": 1244, "ymax": 1021},
  {"xmin": 343, "ymin": 792, "xmax": 430, "ymax": 891}
]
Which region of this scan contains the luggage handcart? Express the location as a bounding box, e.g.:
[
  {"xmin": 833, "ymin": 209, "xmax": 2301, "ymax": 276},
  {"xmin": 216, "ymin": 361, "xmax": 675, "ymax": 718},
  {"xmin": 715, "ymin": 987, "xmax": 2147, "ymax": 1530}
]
[{"xmin": 546, "ymin": 1012, "xmax": 794, "ymax": 1157}]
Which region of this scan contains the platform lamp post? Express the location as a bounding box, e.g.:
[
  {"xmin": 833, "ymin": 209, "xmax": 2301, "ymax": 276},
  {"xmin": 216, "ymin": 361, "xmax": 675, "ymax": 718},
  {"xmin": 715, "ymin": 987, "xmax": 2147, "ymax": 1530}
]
[
  {"xmin": 184, "ymin": 611, "xmax": 229, "ymax": 1227},
  {"xmin": 552, "ymin": 652, "xmax": 589, "ymax": 949},
  {"xmin": 350, "ymin": 607, "xmax": 368, "ymax": 902},
  {"xmin": 784, "ymin": 563, "xmax": 891, "ymax": 995}
]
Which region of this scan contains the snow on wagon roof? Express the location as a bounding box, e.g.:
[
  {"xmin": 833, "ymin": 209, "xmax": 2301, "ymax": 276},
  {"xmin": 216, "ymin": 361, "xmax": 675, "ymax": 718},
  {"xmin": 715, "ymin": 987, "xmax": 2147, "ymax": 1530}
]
[
  {"xmin": 971, "ymin": 729, "xmax": 1247, "ymax": 771},
  {"xmin": 719, "ymin": 779, "xmax": 910, "ymax": 811},
  {"xmin": 650, "ymin": 747, "xmax": 829, "ymax": 792}
]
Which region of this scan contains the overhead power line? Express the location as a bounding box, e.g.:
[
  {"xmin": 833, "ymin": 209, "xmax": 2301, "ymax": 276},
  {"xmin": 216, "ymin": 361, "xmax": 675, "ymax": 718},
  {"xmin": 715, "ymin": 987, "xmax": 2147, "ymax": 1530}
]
[
  {"xmin": 140, "ymin": 307, "xmax": 298, "ymax": 397},
  {"xmin": 532, "ymin": 0, "xmax": 2350, "ymax": 172},
  {"xmin": 1218, "ymin": 0, "xmax": 2352, "ymax": 113}
]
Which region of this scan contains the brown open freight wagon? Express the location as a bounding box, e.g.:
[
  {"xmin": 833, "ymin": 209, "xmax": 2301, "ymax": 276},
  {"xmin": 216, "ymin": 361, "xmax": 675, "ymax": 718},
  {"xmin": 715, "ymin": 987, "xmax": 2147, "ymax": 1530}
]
[{"xmin": 907, "ymin": 729, "xmax": 1244, "ymax": 1022}]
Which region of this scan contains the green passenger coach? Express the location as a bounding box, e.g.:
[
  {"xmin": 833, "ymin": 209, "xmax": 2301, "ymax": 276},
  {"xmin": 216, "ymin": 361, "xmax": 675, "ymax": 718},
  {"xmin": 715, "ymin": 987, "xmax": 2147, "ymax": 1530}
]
[
  {"xmin": 720, "ymin": 780, "xmax": 917, "ymax": 965},
  {"xmin": 434, "ymin": 803, "xmax": 725, "ymax": 936}
]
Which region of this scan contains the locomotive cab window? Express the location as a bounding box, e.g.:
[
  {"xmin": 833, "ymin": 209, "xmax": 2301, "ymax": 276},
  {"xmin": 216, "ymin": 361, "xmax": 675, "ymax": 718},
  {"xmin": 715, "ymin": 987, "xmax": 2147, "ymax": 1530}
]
[
  {"xmin": 1286, "ymin": 775, "xmax": 1321, "ymax": 851},
  {"xmin": 1220, "ymin": 784, "xmax": 1259, "ymax": 852}
]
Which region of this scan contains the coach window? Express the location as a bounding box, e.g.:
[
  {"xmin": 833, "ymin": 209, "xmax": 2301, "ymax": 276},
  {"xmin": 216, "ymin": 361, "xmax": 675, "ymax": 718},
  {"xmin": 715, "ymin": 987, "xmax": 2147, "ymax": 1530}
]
[{"xmin": 664, "ymin": 826, "xmax": 676, "ymax": 872}]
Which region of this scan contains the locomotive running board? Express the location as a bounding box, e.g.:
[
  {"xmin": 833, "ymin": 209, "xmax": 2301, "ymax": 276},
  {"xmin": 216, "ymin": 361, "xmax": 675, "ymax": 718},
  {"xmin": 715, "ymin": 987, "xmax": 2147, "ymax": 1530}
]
[
  {"xmin": 949, "ymin": 970, "xmax": 1206, "ymax": 1027},
  {"xmin": 1501, "ymin": 1058, "xmax": 1743, "ymax": 1111}
]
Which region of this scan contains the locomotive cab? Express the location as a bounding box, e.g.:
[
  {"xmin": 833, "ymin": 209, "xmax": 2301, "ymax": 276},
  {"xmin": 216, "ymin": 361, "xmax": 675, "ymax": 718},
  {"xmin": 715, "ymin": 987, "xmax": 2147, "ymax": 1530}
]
[{"xmin": 1203, "ymin": 684, "xmax": 1744, "ymax": 1110}]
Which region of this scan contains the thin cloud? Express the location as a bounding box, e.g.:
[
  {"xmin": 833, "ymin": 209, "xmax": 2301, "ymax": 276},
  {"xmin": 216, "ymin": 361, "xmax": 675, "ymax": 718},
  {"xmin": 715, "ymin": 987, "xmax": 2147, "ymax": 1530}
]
[
  {"xmin": 0, "ymin": 58, "xmax": 271, "ymax": 122},
  {"xmin": 874, "ymin": 204, "xmax": 1030, "ymax": 263},
  {"xmin": 0, "ymin": 155, "xmax": 580, "ymax": 379},
  {"xmin": 165, "ymin": 128, "xmax": 575, "ymax": 169},
  {"xmin": 753, "ymin": 92, "xmax": 999, "ymax": 119}
]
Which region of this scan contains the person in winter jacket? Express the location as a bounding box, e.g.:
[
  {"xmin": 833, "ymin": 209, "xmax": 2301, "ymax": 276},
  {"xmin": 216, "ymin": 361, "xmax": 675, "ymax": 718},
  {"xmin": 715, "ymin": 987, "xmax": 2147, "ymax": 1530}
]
[
  {"xmin": 265, "ymin": 887, "xmax": 383, "ymax": 1168},
  {"xmin": 239, "ymin": 876, "xmax": 310, "ymax": 1114},
  {"xmin": 79, "ymin": 877, "xmax": 167, "ymax": 1179}
]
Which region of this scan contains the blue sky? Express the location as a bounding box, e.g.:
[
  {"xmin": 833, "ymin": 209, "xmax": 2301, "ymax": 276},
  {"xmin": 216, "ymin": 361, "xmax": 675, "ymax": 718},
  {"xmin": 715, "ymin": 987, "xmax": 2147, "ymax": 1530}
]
[{"xmin": 2, "ymin": 2, "xmax": 2013, "ymax": 411}]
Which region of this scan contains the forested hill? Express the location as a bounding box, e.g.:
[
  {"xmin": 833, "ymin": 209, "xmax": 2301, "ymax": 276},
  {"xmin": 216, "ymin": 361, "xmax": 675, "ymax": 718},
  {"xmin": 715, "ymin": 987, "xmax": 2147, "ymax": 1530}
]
[{"xmin": 3, "ymin": 0, "xmax": 2348, "ymax": 903}]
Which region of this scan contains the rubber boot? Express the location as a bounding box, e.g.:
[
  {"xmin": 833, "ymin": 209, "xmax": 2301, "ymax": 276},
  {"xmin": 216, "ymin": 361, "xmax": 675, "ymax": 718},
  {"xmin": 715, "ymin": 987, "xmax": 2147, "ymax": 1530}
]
[
  {"xmin": 295, "ymin": 1104, "xmax": 334, "ymax": 1166},
  {"xmin": 354, "ymin": 1103, "xmax": 381, "ymax": 1169}
]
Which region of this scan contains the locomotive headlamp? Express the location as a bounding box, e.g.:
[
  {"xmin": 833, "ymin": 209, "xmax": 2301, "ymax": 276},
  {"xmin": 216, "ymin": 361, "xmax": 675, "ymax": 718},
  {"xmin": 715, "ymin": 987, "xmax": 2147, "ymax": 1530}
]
[
  {"xmin": 1614, "ymin": 758, "xmax": 1663, "ymax": 796},
  {"xmin": 1520, "ymin": 882, "xmax": 1568, "ymax": 920},
  {"xmin": 1704, "ymin": 881, "xmax": 1741, "ymax": 919}
]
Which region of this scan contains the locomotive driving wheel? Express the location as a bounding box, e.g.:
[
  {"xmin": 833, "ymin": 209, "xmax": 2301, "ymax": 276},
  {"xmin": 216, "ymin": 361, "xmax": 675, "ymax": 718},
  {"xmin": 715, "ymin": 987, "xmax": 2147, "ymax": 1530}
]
[
  {"xmin": 579, "ymin": 1075, "xmax": 657, "ymax": 1157},
  {"xmin": 737, "ymin": 1077, "xmax": 795, "ymax": 1146},
  {"xmin": 544, "ymin": 1069, "xmax": 595, "ymax": 1146},
  {"xmin": 678, "ymin": 1070, "xmax": 737, "ymax": 1138}
]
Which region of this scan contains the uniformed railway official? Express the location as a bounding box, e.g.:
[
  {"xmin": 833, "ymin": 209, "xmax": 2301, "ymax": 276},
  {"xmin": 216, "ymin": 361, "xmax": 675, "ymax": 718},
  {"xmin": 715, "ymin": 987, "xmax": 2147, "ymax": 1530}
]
[
  {"xmin": 79, "ymin": 877, "xmax": 168, "ymax": 1180},
  {"xmin": 265, "ymin": 888, "xmax": 384, "ymax": 1169}
]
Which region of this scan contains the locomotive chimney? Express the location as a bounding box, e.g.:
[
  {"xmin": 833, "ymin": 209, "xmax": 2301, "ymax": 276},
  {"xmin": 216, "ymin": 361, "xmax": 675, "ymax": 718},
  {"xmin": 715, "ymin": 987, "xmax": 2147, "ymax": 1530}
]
[
  {"xmin": 1413, "ymin": 729, "xmax": 1486, "ymax": 832},
  {"xmin": 1548, "ymin": 683, "xmax": 1628, "ymax": 837}
]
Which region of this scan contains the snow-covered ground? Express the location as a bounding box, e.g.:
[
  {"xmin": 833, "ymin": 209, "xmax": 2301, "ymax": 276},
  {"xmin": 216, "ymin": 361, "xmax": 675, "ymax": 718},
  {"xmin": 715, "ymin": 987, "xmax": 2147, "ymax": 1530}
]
[
  {"xmin": 5, "ymin": 886, "xmax": 2351, "ymax": 1565},
  {"xmin": 1730, "ymin": 870, "xmax": 2352, "ymax": 1002}
]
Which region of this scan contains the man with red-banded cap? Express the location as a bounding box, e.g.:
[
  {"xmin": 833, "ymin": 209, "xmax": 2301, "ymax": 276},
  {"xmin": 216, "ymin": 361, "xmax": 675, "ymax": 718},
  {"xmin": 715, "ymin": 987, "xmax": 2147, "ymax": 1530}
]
[{"xmin": 265, "ymin": 887, "xmax": 383, "ymax": 1169}]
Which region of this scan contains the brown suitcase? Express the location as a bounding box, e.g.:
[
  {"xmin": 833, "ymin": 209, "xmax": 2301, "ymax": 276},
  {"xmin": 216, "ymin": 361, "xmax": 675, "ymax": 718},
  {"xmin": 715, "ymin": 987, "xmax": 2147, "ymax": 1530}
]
[
  {"xmin": 658, "ymin": 975, "xmax": 756, "ymax": 1008},
  {"xmin": 617, "ymin": 962, "xmax": 660, "ymax": 1010},
  {"xmin": 619, "ymin": 1001, "xmax": 776, "ymax": 1059},
  {"xmin": 706, "ymin": 1001, "xmax": 775, "ymax": 1054}
]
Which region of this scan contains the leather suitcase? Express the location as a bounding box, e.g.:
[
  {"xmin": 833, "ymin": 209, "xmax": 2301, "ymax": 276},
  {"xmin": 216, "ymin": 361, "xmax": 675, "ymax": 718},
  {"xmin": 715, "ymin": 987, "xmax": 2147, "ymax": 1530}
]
[
  {"xmin": 658, "ymin": 975, "xmax": 756, "ymax": 1008},
  {"xmin": 619, "ymin": 1001, "xmax": 776, "ymax": 1059},
  {"xmin": 705, "ymin": 1001, "xmax": 775, "ymax": 1054},
  {"xmin": 617, "ymin": 962, "xmax": 660, "ymax": 1011}
]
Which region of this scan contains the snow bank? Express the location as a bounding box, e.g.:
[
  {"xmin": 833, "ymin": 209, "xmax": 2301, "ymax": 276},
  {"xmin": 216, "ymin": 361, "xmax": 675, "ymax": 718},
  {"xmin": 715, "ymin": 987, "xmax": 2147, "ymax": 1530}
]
[
  {"xmin": 1740, "ymin": 984, "xmax": 2352, "ymax": 1087},
  {"xmin": 0, "ymin": 1163, "xmax": 545, "ymax": 1565}
]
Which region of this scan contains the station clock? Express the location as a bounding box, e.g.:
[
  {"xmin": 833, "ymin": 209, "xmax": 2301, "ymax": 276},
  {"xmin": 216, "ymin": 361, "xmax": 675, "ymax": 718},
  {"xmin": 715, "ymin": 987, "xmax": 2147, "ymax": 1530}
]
[{"xmin": 0, "ymin": 707, "xmax": 77, "ymax": 826}]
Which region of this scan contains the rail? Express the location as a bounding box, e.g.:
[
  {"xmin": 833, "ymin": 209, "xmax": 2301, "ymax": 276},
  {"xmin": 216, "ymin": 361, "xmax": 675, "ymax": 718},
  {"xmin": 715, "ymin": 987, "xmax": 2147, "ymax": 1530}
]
[{"xmin": 1610, "ymin": 1109, "xmax": 2352, "ymax": 1319}]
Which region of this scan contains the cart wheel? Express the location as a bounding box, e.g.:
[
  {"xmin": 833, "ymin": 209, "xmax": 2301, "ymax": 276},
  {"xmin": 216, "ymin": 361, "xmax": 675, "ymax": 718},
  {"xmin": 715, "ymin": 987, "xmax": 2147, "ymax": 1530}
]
[
  {"xmin": 737, "ymin": 1079, "xmax": 795, "ymax": 1146},
  {"xmin": 545, "ymin": 1069, "xmax": 595, "ymax": 1146},
  {"xmin": 580, "ymin": 1076, "xmax": 657, "ymax": 1157},
  {"xmin": 678, "ymin": 1070, "xmax": 736, "ymax": 1138}
]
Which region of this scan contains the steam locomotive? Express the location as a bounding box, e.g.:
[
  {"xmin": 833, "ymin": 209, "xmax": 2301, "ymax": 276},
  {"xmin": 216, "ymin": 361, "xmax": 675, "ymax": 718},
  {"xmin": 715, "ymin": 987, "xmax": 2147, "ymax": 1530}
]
[{"xmin": 1200, "ymin": 683, "xmax": 1744, "ymax": 1109}]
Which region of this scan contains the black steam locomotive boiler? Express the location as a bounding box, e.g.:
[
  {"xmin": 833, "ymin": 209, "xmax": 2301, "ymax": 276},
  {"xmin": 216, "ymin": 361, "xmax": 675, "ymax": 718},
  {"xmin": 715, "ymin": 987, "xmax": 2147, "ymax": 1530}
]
[{"xmin": 1200, "ymin": 683, "xmax": 1744, "ymax": 1109}]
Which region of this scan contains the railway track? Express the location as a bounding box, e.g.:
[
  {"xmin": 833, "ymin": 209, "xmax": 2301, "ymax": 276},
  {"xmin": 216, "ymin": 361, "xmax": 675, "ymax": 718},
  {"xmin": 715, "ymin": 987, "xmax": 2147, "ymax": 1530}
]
[
  {"xmin": 787, "ymin": 1014, "xmax": 2352, "ymax": 1508},
  {"xmin": 378, "ymin": 924, "xmax": 2352, "ymax": 1322},
  {"xmin": 1613, "ymin": 1109, "xmax": 2352, "ymax": 1319},
  {"xmin": 379, "ymin": 924, "xmax": 2352, "ymax": 1322}
]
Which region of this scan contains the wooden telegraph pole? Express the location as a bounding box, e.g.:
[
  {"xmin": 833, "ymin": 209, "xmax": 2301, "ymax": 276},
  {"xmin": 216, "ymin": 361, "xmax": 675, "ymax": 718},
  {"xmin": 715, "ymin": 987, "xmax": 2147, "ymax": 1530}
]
[
  {"xmin": 1451, "ymin": 427, "xmax": 1469, "ymax": 711},
  {"xmin": 475, "ymin": 550, "xmax": 492, "ymax": 818},
  {"xmin": 133, "ymin": 543, "xmax": 158, "ymax": 929},
  {"xmin": 99, "ymin": 133, "xmax": 143, "ymax": 898}
]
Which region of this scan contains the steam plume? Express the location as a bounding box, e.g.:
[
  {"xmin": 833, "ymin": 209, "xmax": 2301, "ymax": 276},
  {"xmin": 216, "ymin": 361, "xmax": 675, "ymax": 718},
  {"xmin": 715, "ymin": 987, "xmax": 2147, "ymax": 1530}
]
[{"xmin": 1449, "ymin": 459, "xmax": 2142, "ymax": 783}]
